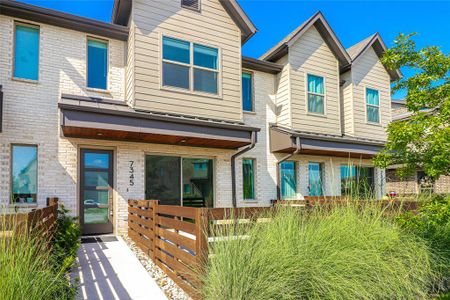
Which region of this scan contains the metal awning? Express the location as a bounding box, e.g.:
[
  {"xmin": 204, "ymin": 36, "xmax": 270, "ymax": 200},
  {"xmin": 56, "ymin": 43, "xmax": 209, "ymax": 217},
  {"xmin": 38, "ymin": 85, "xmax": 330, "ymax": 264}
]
[
  {"xmin": 270, "ymin": 126, "xmax": 384, "ymax": 158},
  {"xmin": 59, "ymin": 95, "xmax": 259, "ymax": 149}
]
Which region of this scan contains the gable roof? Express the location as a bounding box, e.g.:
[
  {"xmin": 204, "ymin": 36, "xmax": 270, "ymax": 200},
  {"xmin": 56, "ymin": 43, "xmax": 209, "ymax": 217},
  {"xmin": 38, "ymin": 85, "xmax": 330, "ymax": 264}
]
[
  {"xmin": 111, "ymin": 0, "xmax": 257, "ymax": 44},
  {"xmin": 346, "ymin": 33, "xmax": 402, "ymax": 81},
  {"xmin": 259, "ymin": 11, "xmax": 351, "ymax": 68}
]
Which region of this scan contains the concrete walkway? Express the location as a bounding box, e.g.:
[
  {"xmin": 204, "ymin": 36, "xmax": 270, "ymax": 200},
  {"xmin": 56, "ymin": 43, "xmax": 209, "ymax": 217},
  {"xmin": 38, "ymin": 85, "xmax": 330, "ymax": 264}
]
[{"xmin": 73, "ymin": 236, "xmax": 167, "ymax": 300}]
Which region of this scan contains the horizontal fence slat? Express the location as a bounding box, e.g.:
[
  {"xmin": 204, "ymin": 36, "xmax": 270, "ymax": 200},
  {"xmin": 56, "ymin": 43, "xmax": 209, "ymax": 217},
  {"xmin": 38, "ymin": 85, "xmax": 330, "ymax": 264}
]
[
  {"xmin": 129, "ymin": 206, "xmax": 153, "ymax": 218},
  {"xmin": 154, "ymin": 259, "xmax": 198, "ymax": 299},
  {"xmin": 156, "ymin": 215, "xmax": 196, "ymax": 235},
  {"xmin": 156, "ymin": 205, "xmax": 197, "ymax": 219},
  {"xmin": 155, "ymin": 227, "xmax": 196, "ymax": 253},
  {"xmin": 129, "ymin": 221, "xmax": 154, "ymax": 240},
  {"xmin": 208, "ymin": 207, "xmax": 270, "ymax": 220},
  {"xmin": 129, "ymin": 214, "xmax": 153, "ymax": 228},
  {"xmin": 155, "ymin": 237, "xmax": 197, "ymax": 266}
]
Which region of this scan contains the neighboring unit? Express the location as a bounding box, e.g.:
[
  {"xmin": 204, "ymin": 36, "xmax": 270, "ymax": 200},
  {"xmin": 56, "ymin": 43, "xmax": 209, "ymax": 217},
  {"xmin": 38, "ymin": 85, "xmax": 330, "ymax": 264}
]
[{"xmin": 0, "ymin": 0, "xmax": 400, "ymax": 235}]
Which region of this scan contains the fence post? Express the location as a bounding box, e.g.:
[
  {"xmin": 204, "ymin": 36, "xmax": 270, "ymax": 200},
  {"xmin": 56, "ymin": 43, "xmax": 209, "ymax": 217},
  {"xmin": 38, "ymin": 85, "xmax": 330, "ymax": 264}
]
[
  {"xmin": 150, "ymin": 200, "xmax": 157, "ymax": 261},
  {"xmin": 195, "ymin": 208, "xmax": 209, "ymax": 269}
]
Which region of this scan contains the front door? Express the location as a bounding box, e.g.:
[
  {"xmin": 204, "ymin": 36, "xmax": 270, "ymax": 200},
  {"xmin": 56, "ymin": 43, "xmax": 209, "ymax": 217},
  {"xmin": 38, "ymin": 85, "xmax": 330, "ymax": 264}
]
[{"xmin": 80, "ymin": 149, "xmax": 114, "ymax": 235}]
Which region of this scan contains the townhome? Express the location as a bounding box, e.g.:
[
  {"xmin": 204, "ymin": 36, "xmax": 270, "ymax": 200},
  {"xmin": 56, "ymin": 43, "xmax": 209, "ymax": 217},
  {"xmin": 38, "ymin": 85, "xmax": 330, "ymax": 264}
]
[{"xmin": 0, "ymin": 0, "xmax": 400, "ymax": 235}]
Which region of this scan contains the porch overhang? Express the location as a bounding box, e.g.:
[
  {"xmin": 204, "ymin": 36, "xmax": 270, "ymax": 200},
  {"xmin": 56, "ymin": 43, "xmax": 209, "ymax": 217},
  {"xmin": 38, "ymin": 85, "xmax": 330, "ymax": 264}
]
[
  {"xmin": 270, "ymin": 126, "xmax": 384, "ymax": 159},
  {"xmin": 59, "ymin": 95, "xmax": 259, "ymax": 149}
]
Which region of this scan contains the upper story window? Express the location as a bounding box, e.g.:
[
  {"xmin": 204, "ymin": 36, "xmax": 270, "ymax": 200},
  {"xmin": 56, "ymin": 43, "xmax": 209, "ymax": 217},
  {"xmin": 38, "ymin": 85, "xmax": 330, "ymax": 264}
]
[
  {"xmin": 11, "ymin": 145, "xmax": 38, "ymax": 204},
  {"xmin": 14, "ymin": 23, "xmax": 40, "ymax": 81},
  {"xmin": 242, "ymin": 72, "xmax": 254, "ymax": 112},
  {"xmin": 366, "ymin": 88, "xmax": 380, "ymax": 123},
  {"xmin": 307, "ymin": 74, "xmax": 325, "ymax": 115},
  {"xmin": 87, "ymin": 38, "xmax": 108, "ymax": 90},
  {"xmin": 162, "ymin": 36, "xmax": 219, "ymax": 95},
  {"xmin": 181, "ymin": 0, "xmax": 200, "ymax": 11}
]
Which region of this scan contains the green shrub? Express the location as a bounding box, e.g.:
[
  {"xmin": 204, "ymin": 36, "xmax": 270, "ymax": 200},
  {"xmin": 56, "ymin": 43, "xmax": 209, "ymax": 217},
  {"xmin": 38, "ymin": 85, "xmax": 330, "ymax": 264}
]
[
  {"xmin": 0, "ymin": 215, "xmax": 75, "ymax": 299},
  {"xmin": 52, "ymin": 204, "xmax": 81, "ymax": 272},
  {"xmin": 396, "ymin": 195, "xmax": 450, "ymax": 293},
  {"xmin": 0, "ymin": 205, "xmax": 80, "ymax": 300},
  {"xmin": 200, "ymin": 203, "xmax": 439, "ymax": 300}
]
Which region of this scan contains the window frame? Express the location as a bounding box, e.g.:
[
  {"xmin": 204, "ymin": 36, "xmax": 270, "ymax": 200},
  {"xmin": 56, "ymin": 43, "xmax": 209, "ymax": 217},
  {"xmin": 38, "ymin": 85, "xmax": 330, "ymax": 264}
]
[
  {"xmin": 305, "ymin": 73, "xmax": 326, "ymax": 116},
  {"xmin": 280, "ymin": 161, "xmax": 297, "ymax": 200},
  {"xmin": 12, "ymin": 21, "xmax": 40, "ymax": 82},
  {"xmin": 181, "ymin": 0, "xmax": 201, "ymax": 12},
  {"xmin": 242, "ymin": 70, "xmax": 255, "ymax": 113},
  {"xmin": 242, "ymin": 158, "xmax": 256, "ymax": 201},
  {"xmin": 160, "ymin": 35, "xmax": 221, "ymax": 97},
  {"xmin": 10, "ymin": 144, "xmax": 38, "ymax": 204},
  {"xmin": 365, "ymin": 87, "xmax": 381, "ymax": 124},
  {"xmin": 308, "ymin": 161, "xmax": 324, "ymax": 196},
  {"xmin": 86, "ymin": 36, "xmax": 109, "ymax": 91}
]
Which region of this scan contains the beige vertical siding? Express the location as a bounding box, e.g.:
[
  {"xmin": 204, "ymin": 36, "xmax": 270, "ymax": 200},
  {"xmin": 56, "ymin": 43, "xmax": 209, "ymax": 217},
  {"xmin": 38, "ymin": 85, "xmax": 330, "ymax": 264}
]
[
  {"xmin": 274, "ymin": 55, "xmax": 291, "ymax": 127},
  {"xmin": 350, "ymin": 47, "xmax": 391, "ymax": 140},
  {"xmin": 130, "ymin": 0, "xmax": 242, "ymax": 122},
  {"xmin": 288, "ymin": 26, "xmax": 341, "ymax": 135},
  {"xmin": 341, "ymin": 71, "xmax": 354, "ymax": 135}
]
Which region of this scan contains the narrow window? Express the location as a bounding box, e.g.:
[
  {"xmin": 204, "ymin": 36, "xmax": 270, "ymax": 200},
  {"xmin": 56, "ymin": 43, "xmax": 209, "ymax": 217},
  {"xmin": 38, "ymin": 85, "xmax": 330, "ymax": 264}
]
[
  {"xmin": 366, "ymin": 88, "xmax": 380, "ymax": 123},
  {"xmin": 242, "ymin": 159, "xmax": 255, "ymax": 200},
  {"xmin": 280, "ymin": 161, "xmax": 296, "ymax": 199},
  {"xmin": 181, "ymin": 0, "xmax": 200, "ymax": 11},
  {"xmin": 14, "ymin": 23, "xmax": 40, "ymax": 80},
  {"xmin": 242, "ymin": 72, "xmax": 253, "ymax": 112},
  {"xmin": 308, "ymin": 162, "xmax": 324, "ymax": 196},
  {"xmin": 11, "ymin": 145, "xmax": 38, "ymax": 203},
  {"xmin": 87, "ymin": 38, "xmax": 108, "ymax": 90},
  {"xmin": 193, "ymin": 44, "xmax": 218, "ymax": 94},
  {"xmin": 307, "ymin": 74, "xmax": 325, "ymax": 114}
]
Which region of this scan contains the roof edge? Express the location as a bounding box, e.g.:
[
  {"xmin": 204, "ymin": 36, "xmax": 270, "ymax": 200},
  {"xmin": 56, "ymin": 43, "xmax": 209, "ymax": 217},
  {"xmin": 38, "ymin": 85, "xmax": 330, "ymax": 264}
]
[
  {"xmin": 0, "ymin": 0, "xmax": 129, "ymax": 41},
  {"xmin": 242, "ymin": 56, "xmax": 283, "ymax": 74}
]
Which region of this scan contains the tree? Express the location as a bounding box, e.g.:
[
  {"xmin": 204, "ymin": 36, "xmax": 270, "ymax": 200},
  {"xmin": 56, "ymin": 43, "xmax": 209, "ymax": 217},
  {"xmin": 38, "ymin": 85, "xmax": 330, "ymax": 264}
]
[{"xmin": 374, "ymin": 33, "xmax": 450, "ymax": 179}]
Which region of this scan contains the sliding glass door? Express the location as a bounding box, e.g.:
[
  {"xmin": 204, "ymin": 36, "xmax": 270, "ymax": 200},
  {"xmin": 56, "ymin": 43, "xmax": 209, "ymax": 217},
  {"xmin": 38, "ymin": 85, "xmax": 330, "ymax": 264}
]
[{"xmin": 145, "ymin": 155, "xmax": 214, "ymax": 207}]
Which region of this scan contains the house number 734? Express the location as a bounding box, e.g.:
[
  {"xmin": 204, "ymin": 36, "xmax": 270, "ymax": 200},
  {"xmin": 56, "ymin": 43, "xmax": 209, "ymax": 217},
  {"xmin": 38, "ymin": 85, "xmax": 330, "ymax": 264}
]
[{"xmin": 129, "ymin": 161, "xmax": 135, "ymax": 186}]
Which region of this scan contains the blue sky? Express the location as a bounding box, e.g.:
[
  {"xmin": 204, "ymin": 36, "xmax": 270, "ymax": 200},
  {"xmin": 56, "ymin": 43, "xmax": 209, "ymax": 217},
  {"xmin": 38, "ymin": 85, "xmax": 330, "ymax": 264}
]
[{"xmin": 17, "ymin": 0, "xmax": 450, "ymax": 99}]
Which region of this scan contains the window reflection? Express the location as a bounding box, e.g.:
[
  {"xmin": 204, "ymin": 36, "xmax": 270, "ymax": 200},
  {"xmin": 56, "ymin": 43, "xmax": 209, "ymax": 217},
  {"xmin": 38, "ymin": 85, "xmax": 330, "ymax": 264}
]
[{"xmin": 12, "ymin": 145, "xmax": 37, "ymax": 203}]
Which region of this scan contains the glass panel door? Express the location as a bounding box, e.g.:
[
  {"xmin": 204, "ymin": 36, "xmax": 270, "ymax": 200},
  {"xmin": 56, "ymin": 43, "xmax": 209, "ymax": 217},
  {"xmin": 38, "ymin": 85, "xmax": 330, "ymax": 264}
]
[{"xmin": 80, "ymin": 149, "xmax": 113, "ymax": 235}]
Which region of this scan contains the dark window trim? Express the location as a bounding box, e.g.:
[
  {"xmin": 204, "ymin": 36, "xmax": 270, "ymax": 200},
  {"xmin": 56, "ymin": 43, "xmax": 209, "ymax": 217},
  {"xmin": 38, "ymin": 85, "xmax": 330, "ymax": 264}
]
[
  {"xmin": 242, "ymin": 70, "xmax": 255, "ymax": 113},
  {"xmin": 13, "ymin": 21, "xmax": 40, "ymax": 82},
  {"xmin": 86, "ymin": 36, "xmax": 109, "ymax": 90},
  {"xmin": 181, "ymin": 0, "xmax": 201, "ymax": 13},
  {"xmin": 0, "ymin": 85, "xmax": 3, "ymax": 133},
  {"xmin": 10, "ymin": 144, "xmax": 38, "ymax": 204}
]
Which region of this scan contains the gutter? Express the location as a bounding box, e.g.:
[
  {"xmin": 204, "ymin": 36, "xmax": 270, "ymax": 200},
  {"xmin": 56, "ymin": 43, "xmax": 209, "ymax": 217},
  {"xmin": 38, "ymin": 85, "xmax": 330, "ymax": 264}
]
[
  {"xmin": 0, "ymin": 85, "xmax": 3, "ymax": 132},
  {"xmin": 231, "ymin": 131, "xmax": 257, "ymax": 208},
  {"xmin": 276, "ymin": 136, "xmax": 301, "ymax": 199}
]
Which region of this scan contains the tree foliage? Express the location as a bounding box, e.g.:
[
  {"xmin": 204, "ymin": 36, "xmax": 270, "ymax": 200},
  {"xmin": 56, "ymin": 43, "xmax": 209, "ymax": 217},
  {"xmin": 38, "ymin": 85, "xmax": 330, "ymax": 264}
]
[{"xmin": 374, "ymin": 33, "xmax": 450, "ymax": 179}]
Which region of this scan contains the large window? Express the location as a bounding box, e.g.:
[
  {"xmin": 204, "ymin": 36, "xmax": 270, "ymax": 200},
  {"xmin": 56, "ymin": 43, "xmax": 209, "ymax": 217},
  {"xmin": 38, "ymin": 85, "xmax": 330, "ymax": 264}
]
[
  {"xmin": 11, "ymin": 145, "xmax": 37, "ymax": 203},
  {"xmin": 341, "ymin": 165, "xmax": 375, "ymax": 198},
  {"xmin": 87, "ymin": 38, "xmax": 108, "ymax": 90},
  {"xmin": 162, "ymin": 36, "xmax": 219, "ymax": 94},
  {"xmin": 280, "ymin": 161, "xmax": 296, "ymax": 199},
  {"xmin": 308, "ymin": 162, "xmax": 324, "ymax": 196},
  {"xmin": 307, "ymin": 74, "xmax": 325, "ymax": 114},
  {"xmin": 366, "ymin": 88, "xmax": 380, "ymax": 123},
  {"xmin": 145, "ymin": 155, "xmax": 213, "ymax": 207},
  {"xmin": 242, "ymin": 72, "xmax": 253, "ymax": 112},
  {"xmin": 14, "ymin": 23, "xmax": 40, "ymax": 81},
  {"xmin": 242, "ymin": 159, "xmax": 255, "ymax": 200}
]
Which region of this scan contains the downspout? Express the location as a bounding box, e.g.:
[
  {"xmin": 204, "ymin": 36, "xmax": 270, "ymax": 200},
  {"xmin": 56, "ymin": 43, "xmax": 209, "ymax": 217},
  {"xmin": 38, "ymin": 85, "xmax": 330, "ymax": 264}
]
[
  {"xmin": 231, "ymin": 131, "xmax": 257, "ymax": 208},
  {"xmin": 276, "ymin": 136, "xmax": 301, "ymax": 200}
]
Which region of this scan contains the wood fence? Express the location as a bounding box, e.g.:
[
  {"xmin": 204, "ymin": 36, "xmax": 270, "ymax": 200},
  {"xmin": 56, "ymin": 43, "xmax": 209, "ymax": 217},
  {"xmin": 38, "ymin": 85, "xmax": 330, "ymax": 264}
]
[
  {"xmin": 0, "ymin": 197, "xmax": 59, "ymax": 237},
  {"xmin": 128, "ymin": 198, "xmax": 418, "ymax": 299}
]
